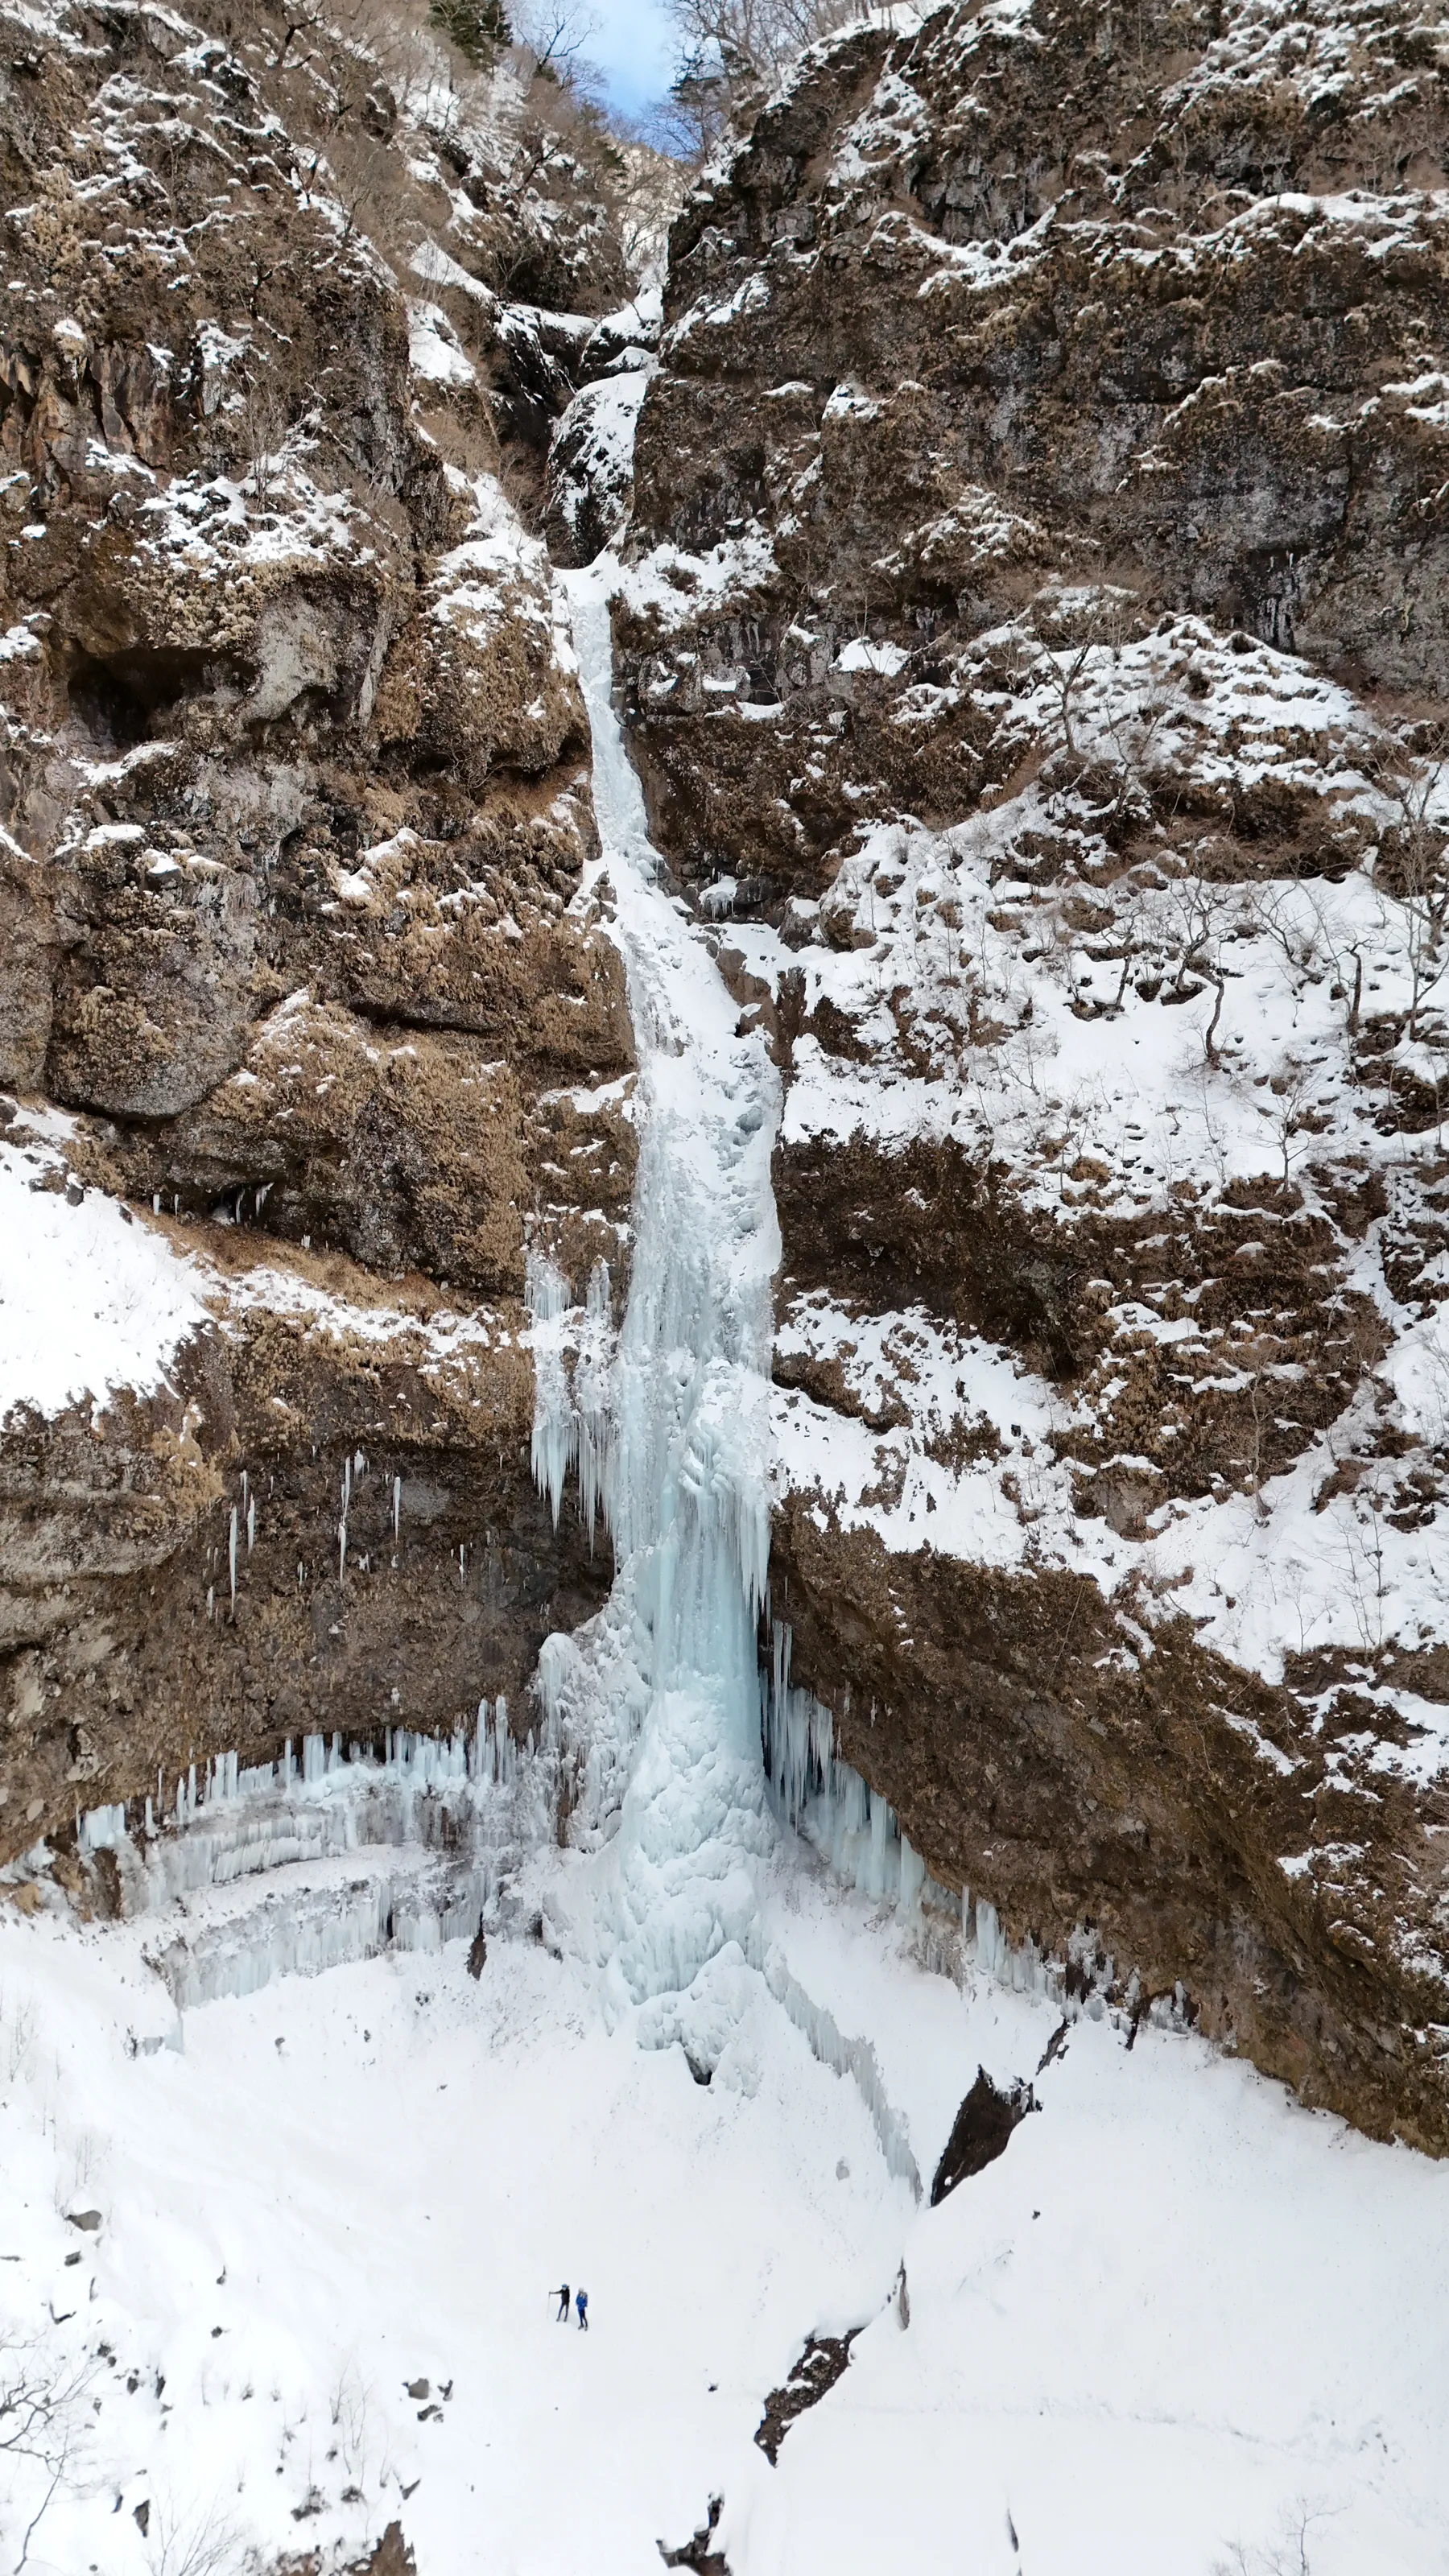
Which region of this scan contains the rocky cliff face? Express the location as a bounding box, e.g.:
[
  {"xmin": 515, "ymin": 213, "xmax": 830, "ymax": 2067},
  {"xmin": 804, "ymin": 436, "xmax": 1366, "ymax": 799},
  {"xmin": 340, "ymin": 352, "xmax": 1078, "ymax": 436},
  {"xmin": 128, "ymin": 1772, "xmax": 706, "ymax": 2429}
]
[
  {"xmin": 0, "ymin": 0, "xmax": 655, "ymax": 1855},
  {"xmin": 617, "ymin": 0, "xmax": 1449, "ymax": 2148},
  {"xmin": 6, "ymin": 0, "xmax": 1449, "ymax": 2165}
]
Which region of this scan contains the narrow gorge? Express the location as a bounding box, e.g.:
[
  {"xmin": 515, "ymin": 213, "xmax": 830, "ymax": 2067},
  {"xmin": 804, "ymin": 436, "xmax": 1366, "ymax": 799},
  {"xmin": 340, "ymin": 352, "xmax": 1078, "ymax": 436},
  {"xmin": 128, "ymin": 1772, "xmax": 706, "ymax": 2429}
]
[{"xmin": 2, "ymin": 1, "xmax": 1449, "ymax": 2571}]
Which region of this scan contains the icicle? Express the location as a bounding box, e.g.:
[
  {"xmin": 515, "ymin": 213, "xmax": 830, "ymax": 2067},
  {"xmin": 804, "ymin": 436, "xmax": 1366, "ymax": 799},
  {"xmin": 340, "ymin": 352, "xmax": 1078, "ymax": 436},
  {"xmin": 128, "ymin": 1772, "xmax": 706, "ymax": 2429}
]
[
  {"xmin": 338, "ymin": 1520, "xmax": 346, "ymax": 1584},
  {"xmin": 207, "ymin": 1583, "xmax": 214, "ymax": 1621},
  {"xmin": 247, "ymin": 1496, "xmax": 257, "ymax": 1554},
  {"xmin": 393, "ymin": 1475, "xmax": 402, "ymax": 1544},
  {"xmin": 229, "ymin": 1506, "xmax": 238, "ymax": 1608}
]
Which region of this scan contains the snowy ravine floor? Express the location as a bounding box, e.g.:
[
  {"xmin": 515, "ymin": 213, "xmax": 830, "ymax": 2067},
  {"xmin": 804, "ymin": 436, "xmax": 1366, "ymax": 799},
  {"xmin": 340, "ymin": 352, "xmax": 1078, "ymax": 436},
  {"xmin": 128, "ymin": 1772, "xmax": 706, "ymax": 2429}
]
[
  {"xmin": 3, "ymin": 1867, "xmax": 1449, "ymax": 2576},
  {"xmin": 4, "ymin": 569, "xmax": 1449, "ymax": 2576}
]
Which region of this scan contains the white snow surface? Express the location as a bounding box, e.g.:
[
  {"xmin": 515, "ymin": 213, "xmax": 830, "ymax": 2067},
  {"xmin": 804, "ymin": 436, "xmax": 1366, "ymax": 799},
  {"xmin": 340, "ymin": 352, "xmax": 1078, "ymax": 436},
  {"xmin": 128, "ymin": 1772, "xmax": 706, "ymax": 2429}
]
[
  {"xmin": 0, "ymin": 1133, "xmax": 208, "ymax": 1426},
  {"xmin": 405, "ymin": 299, "xmax": 477, "ymax": 389},
  {"xmin": 3, "ymin": 1859, "xmax": 1449, "ymax": 2576}
]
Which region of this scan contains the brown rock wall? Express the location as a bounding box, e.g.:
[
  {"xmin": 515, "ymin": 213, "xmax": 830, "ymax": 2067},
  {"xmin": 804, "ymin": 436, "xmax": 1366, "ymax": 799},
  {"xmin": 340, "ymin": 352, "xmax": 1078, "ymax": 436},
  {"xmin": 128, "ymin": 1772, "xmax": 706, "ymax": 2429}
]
[
  {"xmin": 0, "ymin": 0, "xmax": 641, "ymax": 1830},
  {"xmin": 0, "ymin": 1232, "xmax": 611, "ymax": 1867},
  {"xmin": 772, "ymin": 1496, "xmax": 1449, "ymax": 2152}
]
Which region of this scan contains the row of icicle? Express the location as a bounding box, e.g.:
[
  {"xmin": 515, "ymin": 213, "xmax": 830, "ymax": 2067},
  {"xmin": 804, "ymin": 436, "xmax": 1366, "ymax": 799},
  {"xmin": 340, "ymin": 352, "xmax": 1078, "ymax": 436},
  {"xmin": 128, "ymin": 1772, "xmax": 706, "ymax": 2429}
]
[{"xmin": 76, "ymin": 1698, "xmax": 522, "ymax": 1857}]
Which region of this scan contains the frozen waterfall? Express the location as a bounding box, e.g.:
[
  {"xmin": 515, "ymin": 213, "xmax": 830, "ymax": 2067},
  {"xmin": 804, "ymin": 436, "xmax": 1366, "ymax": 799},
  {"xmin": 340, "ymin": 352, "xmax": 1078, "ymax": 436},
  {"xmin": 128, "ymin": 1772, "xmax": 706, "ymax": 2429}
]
[
  {"xmin": 533, "ymin": 578, "xmax": 1074, "ymax": 2058},
  {"xmin": 532, "ymin": 572, "xmax": 783, "ymax": 2008}
]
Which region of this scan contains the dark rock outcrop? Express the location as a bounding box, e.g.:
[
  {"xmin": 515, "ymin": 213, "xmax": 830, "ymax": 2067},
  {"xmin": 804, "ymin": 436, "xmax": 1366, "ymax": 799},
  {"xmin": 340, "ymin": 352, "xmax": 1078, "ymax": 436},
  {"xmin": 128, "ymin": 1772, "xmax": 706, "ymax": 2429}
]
[{"xmin": 931, "ymin": 2067, "xmax": 1035, "ymax": 2203}]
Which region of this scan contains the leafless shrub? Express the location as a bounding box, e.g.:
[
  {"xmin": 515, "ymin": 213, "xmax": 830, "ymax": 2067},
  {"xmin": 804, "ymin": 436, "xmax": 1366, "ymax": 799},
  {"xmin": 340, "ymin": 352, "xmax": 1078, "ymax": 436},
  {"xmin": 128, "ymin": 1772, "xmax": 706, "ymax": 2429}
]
[
  {"xmin": 1213, "ymin": 2498, "xmax": 1342, "ymax": 2576},
  {"xmin": 328, "ymin": 2356, "xmax": 374, "ymax": 2488},
  {"xmin": 1256, "ymin": 1055, "xmax": 1327, "ymax": 1183},
  {"xmin": 144, "ymin": 2491, "xmax": 246, "ymax": 2576},
  {"xmin": 0, "ymin": 2333, "xmax": 98, "ymax": 2571},
  {"xmin": 1166, "ymin": 878, "xmax": 1249, "ymax": 1063}
]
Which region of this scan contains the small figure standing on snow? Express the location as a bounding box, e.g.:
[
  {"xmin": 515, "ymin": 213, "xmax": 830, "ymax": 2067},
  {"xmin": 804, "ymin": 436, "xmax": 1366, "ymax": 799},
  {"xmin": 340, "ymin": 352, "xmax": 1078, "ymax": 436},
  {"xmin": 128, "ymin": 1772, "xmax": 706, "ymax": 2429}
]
[
  {"xmin": 554, "ymin": 2283, "xmax": 570, "ymax": 2322},
  {"xmin": 576, "ymin": 2288, "xmax": 588, "ymax": 2332}
]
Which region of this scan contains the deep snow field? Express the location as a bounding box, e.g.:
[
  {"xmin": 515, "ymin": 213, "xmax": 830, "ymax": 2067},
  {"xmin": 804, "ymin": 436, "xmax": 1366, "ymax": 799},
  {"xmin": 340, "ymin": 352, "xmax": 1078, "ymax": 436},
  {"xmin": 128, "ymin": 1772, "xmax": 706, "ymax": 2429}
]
[{"xmin": 2, "ymin": 1847, "xmax": 1448, "ymax": 2576}]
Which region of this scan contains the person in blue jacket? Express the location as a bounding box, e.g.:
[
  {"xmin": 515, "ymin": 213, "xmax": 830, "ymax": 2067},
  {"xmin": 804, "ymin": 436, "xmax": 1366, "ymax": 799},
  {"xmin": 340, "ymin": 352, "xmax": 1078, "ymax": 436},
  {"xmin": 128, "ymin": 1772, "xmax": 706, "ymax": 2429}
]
[{"xmin": 575, "ymin": 2287, "xmax": 588, "ymax": 2331}]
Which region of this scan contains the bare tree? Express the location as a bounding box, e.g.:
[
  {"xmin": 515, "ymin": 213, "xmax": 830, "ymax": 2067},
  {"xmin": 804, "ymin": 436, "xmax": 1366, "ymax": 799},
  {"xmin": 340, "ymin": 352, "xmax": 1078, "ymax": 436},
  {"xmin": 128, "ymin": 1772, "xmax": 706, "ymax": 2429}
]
[
  {"xmin": 665, "ymin": 0, "xmax": 872, "ymax": 154},
  {"xmin": 1166, "ymin": 878, "xmax": 1246, "ymax": 1063},
  {"xmin": 1258, "ymin": 1054, "xmax": 1324, "ymax": 1183},
  {"xmin": 0, "ymin": 2334, "xmax": 97, "ymax": 2571},
  {"xmin": 516, "ymin": 0, "xmax": 597, "ymax": 81}
]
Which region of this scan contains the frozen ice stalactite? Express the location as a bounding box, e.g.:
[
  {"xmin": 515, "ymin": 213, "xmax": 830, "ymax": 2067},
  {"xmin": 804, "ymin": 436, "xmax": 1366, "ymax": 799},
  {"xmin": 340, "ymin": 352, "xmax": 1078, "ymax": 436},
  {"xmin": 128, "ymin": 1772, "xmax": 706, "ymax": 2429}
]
[
  {"xmin": 526, "ymin": 1254, "xmax": 617, "ymax": 1546},
  {"xmin": 72, "ymin": 1719, "xmax": 551, "ymax": 2004},
  {"xmin": 761, "ymin": 1626, "xmax": 1117, "ymax": 2012},
  {"xmin": 761, "ymin": 1632, "xmax": 932, "ymax": 1912},
  {"xmin": 526, "ymin": 1250, "xmax": 576, "ymax": 1529},
  {"xmin": 530, "ymin": 576, "xmax": 939, "ymax": 2194},
  {"xmin": 79, "ymin": 1802, "xmax": 127, "ymax": 1856}
]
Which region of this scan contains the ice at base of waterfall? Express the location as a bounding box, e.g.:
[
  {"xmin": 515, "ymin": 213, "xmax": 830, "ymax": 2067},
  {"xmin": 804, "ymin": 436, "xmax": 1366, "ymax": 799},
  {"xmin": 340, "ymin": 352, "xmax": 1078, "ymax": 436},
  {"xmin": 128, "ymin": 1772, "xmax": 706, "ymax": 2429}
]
[{"xmin": 2, "ymin": 1860, "xmax": 1449, "ymax": 2576}]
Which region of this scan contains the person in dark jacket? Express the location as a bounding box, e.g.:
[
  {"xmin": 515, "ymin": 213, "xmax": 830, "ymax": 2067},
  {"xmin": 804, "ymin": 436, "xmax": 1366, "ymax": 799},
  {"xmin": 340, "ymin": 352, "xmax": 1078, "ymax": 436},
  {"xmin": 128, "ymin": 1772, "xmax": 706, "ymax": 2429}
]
[
  {"xmin": 575, "ymin": 2287, "xmax": 588, "ymax": 2331},
  {"xmin": 554, "ymin": 2283, "xmax": 569, "ymax": 2322}
]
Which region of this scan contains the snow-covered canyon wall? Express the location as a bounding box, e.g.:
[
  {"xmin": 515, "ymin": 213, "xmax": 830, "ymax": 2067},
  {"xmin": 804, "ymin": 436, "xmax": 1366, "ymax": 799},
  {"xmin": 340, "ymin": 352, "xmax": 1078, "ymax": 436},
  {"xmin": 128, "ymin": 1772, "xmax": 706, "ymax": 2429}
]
[
  {"xmin": 613, "ymin": 0, "xmax": 1449, "ymax": 2151},
  {"xmin": 6, "ymin": 0, "xmax": 1449, "ymax": 2168},
  {"xmin": 0, "ymin": 0, "xmax": 661, "ymax": 1855}
]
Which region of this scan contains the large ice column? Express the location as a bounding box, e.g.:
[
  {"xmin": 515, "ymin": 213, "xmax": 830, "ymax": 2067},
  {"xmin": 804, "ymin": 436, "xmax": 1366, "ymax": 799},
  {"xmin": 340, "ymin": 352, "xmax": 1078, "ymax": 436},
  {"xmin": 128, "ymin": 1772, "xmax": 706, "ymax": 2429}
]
[{"xmin": 539, "ymin": 573, "xmax": 782, "ymax": 2004}]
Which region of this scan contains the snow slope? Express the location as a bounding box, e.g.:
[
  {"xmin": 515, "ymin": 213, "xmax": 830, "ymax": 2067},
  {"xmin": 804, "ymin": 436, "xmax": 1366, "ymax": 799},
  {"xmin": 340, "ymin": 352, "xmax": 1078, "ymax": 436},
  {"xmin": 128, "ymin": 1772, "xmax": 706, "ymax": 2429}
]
[
  {"xmin": 2, "ymin": 1862, "xmax": 1448, "ymax": 2576},
  {"xmin": 0, "ymin": 1131, "xmax": 208, "ymax": 1429}
]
